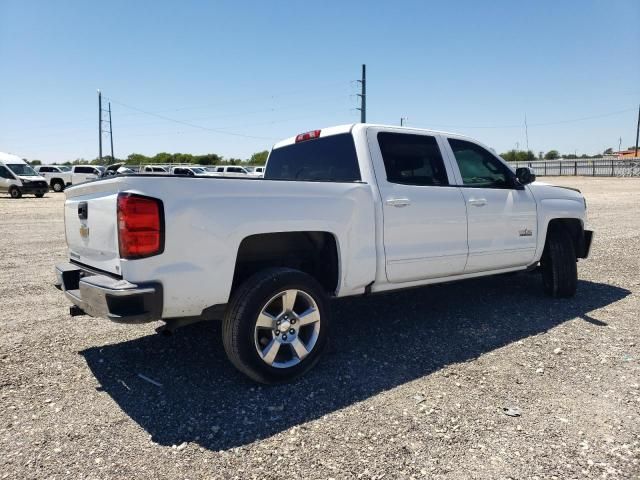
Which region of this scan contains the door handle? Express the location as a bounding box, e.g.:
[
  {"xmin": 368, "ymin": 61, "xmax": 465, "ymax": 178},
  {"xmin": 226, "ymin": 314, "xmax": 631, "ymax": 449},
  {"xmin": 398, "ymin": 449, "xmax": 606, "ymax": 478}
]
[
  {"xmin": 468, "ymin": 198, "xmax": 487, "ymax": 207},
  {"xmin": 385, "ymin": 197, "xmax": 411, "ymax": 208}
]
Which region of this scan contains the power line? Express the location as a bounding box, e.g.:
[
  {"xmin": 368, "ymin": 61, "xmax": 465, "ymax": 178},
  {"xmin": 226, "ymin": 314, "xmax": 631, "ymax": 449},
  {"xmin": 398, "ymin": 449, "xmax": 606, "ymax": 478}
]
[
  {"xmin": 1, "ymin": 80, "xmax": 352, "ymax": 135},
  {"xmin": 106, "ymin": 98, "xmax": 278, "ymax": 140},
  {"xmin": 425, "ymin": 107, "xmax": 636, "ymax": 130}
]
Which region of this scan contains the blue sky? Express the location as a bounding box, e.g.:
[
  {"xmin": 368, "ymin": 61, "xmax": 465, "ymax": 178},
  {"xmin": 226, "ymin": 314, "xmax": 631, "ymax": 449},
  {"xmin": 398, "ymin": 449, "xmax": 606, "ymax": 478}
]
[{"xmin": 1, "ymin": 0, "xmax": 639, "ymax": 163}]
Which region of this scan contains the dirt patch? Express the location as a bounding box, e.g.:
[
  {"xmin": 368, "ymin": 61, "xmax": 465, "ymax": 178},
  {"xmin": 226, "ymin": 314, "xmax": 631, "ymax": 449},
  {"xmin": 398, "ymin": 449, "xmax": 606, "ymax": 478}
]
[{"xmin": 1, "ymin": 178, "xmax": 638, "ymax": 479}]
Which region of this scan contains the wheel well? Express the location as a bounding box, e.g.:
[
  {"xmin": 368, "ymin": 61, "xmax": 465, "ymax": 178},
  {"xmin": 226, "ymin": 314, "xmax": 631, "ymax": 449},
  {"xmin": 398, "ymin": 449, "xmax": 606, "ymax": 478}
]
[
  {"xmin": 546, "ymin": 218, "xmax": 583, "ymax": 258},
  {"xmin": 232, "ymin": 232, "xmax": 339, "ymax": 295}
]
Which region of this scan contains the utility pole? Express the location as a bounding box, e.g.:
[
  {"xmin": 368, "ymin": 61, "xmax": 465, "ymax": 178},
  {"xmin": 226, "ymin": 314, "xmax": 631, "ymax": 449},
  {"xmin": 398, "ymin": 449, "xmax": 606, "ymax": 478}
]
[
  {"xmin": 108, "ymin": 102, "xmax": 114, "ymax": 162},
  {"xmin": 635, "ymin": 103, "xmax": 639, "ymax": 158},
  {"xmin": 618, "ymin": 137, "xmax": 622, "ymax": 153},
  {"xmin": 98, "ymin": 90, "xmax": 102, "ymax": 162},
  {"xmin": 524, "ymin": 113, "xmax": 529, "ymax": 152},
  {"xmin": 356, "ymin": 64, "xmax": 366, "ymax": 123}
]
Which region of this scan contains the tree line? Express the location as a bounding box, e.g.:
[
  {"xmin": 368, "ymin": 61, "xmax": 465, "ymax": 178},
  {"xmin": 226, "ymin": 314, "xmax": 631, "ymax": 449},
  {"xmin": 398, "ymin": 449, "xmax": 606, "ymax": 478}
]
[
  {"xmin": 500, "ymin": 149, "xmax": 624, "ymax": 162},
  {"xmin": 28, "ymin": 150, "xmax": 270, "ymax": 167}
]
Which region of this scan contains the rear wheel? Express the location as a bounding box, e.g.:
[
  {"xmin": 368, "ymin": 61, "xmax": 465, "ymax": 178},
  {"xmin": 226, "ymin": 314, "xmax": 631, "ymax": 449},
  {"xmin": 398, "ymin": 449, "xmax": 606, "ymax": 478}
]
[
  {"xmin": 9, "ymin": 187, "xmax": 22, "ymax": 199},
  {"xmin": 541, "ymin": 226, "xmax": 577, "ymax": 297},
  {"xmin": 52, "ymin": 180, "xmax": 64, "ymax": 192},
  {"xmin": 222, "ymin": 268, "xmax": 329, "ymax": 384},
  {"xmin": 35, "ymin": 193, "xmax": 45, "ymax": 198}
]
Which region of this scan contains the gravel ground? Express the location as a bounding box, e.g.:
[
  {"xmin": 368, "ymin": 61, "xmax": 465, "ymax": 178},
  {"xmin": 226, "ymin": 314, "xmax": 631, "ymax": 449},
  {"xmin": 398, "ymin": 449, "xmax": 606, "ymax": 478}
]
[{"xmin": 0, "ymin": 176, "xmax": 638, "ymax": 479}]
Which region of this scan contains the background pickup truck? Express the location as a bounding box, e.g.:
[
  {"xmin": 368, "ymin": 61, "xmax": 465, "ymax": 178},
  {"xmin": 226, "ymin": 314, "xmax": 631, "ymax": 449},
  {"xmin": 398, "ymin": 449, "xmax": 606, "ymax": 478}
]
[
  {"xmin": 36, "ymin": 165, "xmax": 103, "ymax": 192},
  {"xmin": 55, "ymin": 124, "xmax": 593, "ymax": 383}
]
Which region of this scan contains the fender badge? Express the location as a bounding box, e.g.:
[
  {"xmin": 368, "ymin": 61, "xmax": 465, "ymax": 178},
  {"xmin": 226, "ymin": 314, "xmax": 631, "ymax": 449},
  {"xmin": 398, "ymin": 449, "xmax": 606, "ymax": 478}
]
[
  {"xmin": 79, "ymin": 225, "xmax": 90, "ymax": 239},
  {"xmin": 518, "ymin": 228, "xmax": 533, "ymax": 237}
]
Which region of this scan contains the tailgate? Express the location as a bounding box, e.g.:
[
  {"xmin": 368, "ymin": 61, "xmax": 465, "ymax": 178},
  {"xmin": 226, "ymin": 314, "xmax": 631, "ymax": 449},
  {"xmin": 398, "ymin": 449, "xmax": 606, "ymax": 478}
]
[{"xmin": 64, "ymin": 183, "xmax": 122, "ymax": 275}]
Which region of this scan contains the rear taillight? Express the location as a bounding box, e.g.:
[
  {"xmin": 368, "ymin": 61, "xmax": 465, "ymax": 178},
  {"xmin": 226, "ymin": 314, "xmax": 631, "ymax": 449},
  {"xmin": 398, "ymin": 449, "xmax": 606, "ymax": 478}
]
[
  {"xmin": 117, "ymin": 193, "xmax": 164, "ymax": 259},
  {"xmin": 295, "ymin": 129, "xmax": 321, "ymax": 143}
]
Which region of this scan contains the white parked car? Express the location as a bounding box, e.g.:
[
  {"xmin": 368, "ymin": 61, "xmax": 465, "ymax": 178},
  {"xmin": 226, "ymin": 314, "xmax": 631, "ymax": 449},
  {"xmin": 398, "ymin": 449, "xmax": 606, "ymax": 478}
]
[
  {"xmin": 0, "ymin": 152, "xmax": 49, "ymax": 198},
  {"xmin": 207, "ymin": 165, "xmax": 250, "ymax": 177},
  {"xmin": 70, "ymin": 165, "xmax": 103, "ymax": 185},
  {"xmin": 55, "ymin": 124, "xmax": 592, "ymax": 383},
  {"xmin": 141, "ymin": 165, "xmax": 169, "ymax": 174},
  {"xmin": 170, "ymin": 166, "xmax": 213, "ymax": 176},
  {"xmin": 245, "ymin": 166, "xmax": 265, "ymax": 177}
]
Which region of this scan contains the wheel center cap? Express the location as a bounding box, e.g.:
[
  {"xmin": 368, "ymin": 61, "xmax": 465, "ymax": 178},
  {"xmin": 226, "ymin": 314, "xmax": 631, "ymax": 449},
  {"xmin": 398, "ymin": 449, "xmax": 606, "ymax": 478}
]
[{"xmin": 280, "ymin": 319, "xmax": 291, "ymax": 331}]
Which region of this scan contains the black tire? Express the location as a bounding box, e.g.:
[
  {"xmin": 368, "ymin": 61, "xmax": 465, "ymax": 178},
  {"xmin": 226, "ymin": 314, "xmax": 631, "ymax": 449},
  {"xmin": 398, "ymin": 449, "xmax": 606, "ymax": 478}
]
[
  {"xmin": 9, "ymin": 187, "xmax": 22, "ymax": 199},
  {"xmin": 52, "ymin": 180, "xmax": 64, "ymax": 192},
  {"xmin": 541, "ymin": 226, "xmax": 577, "ymax": 297},
  {"xmin": 222, "ymin": 268, "xmax": 330, "ymax": 384},
  {"xmin": 35, "ymin": 193, "xmax": 45, "ymax": 198}
]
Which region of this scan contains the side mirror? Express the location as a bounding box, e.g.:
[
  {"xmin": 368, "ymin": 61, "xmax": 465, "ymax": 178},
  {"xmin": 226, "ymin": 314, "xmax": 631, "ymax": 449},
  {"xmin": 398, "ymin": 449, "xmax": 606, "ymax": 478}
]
[{"xmin": 515, "ymin": 167, "xmax": 536, "ymax": 185}]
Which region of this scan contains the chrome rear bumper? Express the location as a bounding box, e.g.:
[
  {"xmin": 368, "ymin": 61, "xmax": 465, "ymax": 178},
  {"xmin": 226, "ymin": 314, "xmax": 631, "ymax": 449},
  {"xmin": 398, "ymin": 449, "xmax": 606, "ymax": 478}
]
[{"xmin": 55, "ymin": 262, "xmax": 162, "ymax": 323}]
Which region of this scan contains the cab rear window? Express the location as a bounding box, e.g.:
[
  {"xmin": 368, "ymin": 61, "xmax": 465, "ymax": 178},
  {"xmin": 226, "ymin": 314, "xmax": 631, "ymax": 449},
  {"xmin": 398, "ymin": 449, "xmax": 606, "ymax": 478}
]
[{"xmin": 265, "ymin": 133, "xmax": 361, "ymax": 182}]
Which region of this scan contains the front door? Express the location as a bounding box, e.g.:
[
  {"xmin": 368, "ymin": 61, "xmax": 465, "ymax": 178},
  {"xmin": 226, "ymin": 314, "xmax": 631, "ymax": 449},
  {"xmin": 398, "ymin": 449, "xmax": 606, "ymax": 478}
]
[
  {"xmin": 367, "ymin": 128, "xmax": 469, "ymax": 283},
  {"xmin": 444, "ymin": 137, "xmax": 537, "ymax": 272}
]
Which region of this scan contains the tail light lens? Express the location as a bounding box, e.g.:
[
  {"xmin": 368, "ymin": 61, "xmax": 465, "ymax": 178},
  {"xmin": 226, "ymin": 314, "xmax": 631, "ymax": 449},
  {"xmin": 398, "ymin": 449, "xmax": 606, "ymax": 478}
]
[{"xmin": 117, "ymin": 193, "xmax": 164, "ymax": 259}]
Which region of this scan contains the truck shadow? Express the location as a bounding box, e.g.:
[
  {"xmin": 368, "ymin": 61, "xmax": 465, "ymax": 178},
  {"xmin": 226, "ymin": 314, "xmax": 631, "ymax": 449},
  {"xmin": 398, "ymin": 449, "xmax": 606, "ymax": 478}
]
[{"xmin": 80, "ymin": 274, "xmax": 630, "ymax": 451}]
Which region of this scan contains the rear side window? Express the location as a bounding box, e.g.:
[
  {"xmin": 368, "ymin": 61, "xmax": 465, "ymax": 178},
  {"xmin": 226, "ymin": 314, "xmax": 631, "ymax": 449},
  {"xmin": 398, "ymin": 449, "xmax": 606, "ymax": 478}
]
[
  {"xmin": 75, "ymin": 166, "xmax": 93, "ymax": 174},
  {"xmin": 377, "ymin": 132, "xmax": 449, "ymax": 186},
  {"xmin": 265, "ymin": 133, "xmax": 361, "ymax": 182}
]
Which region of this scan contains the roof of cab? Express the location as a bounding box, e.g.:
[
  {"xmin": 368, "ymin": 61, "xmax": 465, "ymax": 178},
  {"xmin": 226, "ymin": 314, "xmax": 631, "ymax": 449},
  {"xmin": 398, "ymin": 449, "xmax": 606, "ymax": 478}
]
[
  {"xmin": 0, "ymin": 152, "xmax": 26, "ymax": 164},
  {"xmin": 271, "ymin": 123, "xmax": 471, "ymax": 149}
]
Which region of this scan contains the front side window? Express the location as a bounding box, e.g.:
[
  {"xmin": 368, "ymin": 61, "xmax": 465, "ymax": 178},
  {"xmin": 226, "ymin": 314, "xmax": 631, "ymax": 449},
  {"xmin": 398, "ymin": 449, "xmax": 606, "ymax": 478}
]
[
  {"xmin": 448, "ymin": 139, "xmax": 512, "ymax": 188},
  {"xmin": 377, "ymin": 132, "xmax": 449, "ymax": 186},
  {"xmin": 7, "ymin": 163, "xmax": 37, "ymax": 176},
  {"xmin": 0, "ymin": 166, "xmax": 15, "ymax": 179}
]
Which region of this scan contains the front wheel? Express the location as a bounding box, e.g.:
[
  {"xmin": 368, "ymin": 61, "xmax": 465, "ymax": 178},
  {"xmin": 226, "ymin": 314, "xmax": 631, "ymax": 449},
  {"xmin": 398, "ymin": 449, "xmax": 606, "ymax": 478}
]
[
  {"xmin": 9, "ymin": 187, "xmax": 22, "ymax": 199},
  {"xmin": 541, "ymin": 226, "xmax": 577, "ymax": 297},
  {"xmin": 52, "ymin": 181, "xmax": 64, "ymax": 192},
  {"xmin": 222, "ymin": 268, "xmax": 329, "ymax": 384}
]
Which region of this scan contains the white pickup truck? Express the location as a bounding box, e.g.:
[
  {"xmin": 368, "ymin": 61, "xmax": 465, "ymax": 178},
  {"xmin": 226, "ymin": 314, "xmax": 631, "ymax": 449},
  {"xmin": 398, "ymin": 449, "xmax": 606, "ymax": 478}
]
[
  {"xmin": 36, "ymin": 165, "xmax": 104, "ymax": 191},
  {"xmin": 55, "ymin": 124, "xmax": 592, "ymax": 383}
]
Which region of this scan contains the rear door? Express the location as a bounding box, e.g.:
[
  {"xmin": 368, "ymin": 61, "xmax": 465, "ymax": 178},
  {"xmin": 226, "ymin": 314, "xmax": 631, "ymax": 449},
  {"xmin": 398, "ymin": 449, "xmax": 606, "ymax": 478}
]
[
  {"xmin": 367, "ymin": 128, "xmax": 468, "ymax": 283},
  {"xmin": 443, "ymin": 137, "xmax": 537, "ymax": 272}
]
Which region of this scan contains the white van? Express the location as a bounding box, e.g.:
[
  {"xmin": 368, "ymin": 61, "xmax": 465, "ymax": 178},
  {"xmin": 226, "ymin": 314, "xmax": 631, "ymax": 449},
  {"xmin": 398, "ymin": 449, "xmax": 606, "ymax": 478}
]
[{"xmin": 0, "ymin": 152, "xmax": 49, "ymax": 198}]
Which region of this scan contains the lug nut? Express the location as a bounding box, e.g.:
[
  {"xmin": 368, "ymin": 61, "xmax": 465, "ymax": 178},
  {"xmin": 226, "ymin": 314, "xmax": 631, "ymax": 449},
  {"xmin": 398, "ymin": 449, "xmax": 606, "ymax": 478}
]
[
  {"xmin": 276, "ymin": 320, "xmax": 281, "ymax": 325},
  {"xmin": 290, "ymin": 318, "xmax": 296, "ymax": 324},
  {"xmin": 289, "ymin": 329, "xmax": 295, "ymax": 334},
  {"xmin": 275, "ymin": 330, "xmax": 280, "ymax": 335},
  {"xmin": 282, "ymin": 334, "xmax": 288, "ymax": 341}
]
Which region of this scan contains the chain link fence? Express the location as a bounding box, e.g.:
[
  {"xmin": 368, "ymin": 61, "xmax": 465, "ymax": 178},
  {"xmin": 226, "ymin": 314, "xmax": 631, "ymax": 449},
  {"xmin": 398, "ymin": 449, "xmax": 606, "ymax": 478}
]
[{"xmin": 513, "ymin": 158, "xmax": 640, "ymax": 177}]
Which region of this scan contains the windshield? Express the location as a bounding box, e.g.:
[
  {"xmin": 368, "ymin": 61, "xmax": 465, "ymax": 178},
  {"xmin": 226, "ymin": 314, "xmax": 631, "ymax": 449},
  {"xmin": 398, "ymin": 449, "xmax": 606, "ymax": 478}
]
[
  {"xmin": 192, "ymin": 167, "xmax": 205, "ymax": 173},
  {"xmin": 7, "ymin": 164, "xmax": 38, "ymax": 176}
]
